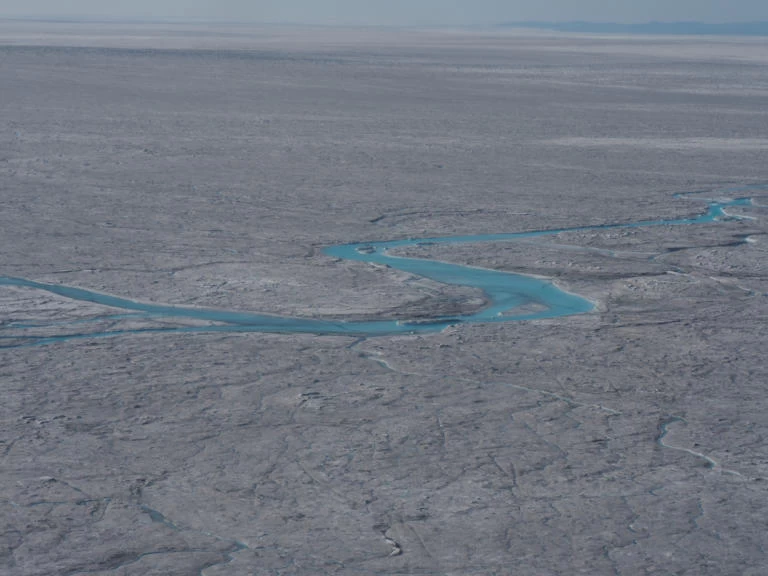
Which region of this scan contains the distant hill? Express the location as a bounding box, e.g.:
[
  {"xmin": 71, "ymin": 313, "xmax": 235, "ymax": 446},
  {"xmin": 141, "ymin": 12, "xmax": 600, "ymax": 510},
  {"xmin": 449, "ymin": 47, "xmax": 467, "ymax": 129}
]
[{"xmin": 501, "ymin": 21, "xmax": 768, "ymax": 37}]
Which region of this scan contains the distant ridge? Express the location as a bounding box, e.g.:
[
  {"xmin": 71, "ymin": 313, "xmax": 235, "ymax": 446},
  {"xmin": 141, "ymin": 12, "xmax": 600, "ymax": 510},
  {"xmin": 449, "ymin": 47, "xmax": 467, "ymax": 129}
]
[{"xmin": 501, "ymin": 21, "xmax": 768, "ymax": 37}]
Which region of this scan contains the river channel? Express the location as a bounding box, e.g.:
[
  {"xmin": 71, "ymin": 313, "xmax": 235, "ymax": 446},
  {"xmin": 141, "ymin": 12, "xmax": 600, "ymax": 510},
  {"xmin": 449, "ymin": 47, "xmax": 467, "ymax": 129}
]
[{"xmin": 0, "ymin": 193, "xmax": 757, "ymax": 347}]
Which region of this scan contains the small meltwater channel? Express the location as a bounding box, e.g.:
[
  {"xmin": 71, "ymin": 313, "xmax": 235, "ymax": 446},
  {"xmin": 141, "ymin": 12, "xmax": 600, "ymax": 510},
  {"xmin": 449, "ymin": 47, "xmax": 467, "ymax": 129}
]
[{"xmin": 0, "ymin": 191, "xmax": 760, "ymax": 347}]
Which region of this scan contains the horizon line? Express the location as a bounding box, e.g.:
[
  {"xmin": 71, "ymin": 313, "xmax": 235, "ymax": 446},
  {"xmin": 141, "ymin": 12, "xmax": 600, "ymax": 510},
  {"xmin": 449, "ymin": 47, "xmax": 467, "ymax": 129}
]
[{"xmin": 3, "ymin": 16, "xmax": 768, "ymax": 28}]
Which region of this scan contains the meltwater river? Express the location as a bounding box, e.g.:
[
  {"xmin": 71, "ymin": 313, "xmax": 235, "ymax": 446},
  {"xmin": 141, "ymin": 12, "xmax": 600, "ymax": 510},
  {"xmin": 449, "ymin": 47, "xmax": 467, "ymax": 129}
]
[{"xmin": 0, "ymin": 194, "xmax": 757, "ymax": 346}]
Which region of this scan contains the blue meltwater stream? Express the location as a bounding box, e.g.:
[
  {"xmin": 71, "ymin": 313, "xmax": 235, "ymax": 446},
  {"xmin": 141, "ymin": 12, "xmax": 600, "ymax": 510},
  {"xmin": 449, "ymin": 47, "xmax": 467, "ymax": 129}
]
[{"xmin": 0, "ymin": 192, "xmax": 759, "ymax": 347}]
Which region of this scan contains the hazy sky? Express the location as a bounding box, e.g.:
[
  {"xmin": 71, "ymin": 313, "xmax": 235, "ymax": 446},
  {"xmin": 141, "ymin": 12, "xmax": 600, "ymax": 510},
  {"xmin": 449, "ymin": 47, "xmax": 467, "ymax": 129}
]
[{"xmin": 2, "ymin": 1, "xmax": 768, "ymax": 25}]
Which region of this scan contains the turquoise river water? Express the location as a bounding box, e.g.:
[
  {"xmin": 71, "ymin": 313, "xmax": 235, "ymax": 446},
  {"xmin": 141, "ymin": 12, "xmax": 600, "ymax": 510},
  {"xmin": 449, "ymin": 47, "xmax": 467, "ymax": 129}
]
[{"xmin": 0, "ymin": 192, "xmax": 758, "ymax": 347}]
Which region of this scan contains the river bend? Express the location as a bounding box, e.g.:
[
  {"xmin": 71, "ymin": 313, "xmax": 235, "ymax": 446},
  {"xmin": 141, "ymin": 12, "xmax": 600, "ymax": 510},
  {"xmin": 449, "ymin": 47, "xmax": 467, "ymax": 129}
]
[{"xmin": 0, "ymin": 191, "xmax": 759, "ymax": 347}]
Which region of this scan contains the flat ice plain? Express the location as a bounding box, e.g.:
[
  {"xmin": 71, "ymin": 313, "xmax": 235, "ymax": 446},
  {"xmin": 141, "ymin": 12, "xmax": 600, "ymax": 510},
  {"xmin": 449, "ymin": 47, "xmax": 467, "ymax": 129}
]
[{"xmin": 1, "ymin": 22, "xmax": 767, "ymax": 575}]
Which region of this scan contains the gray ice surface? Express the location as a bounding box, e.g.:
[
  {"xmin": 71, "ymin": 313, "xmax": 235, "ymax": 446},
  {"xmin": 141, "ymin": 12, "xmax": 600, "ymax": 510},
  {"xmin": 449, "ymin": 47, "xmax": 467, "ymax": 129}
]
[{"xmin": 1, "ymin": 22, "xmax": 767, "ymax": 575}]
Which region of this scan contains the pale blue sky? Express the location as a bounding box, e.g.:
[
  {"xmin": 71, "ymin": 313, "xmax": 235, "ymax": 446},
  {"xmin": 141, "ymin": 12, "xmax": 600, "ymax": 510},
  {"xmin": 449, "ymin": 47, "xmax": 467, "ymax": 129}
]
[{"xmin": 2, "ymin": 0, "xmax": 767, "ymax": 25}]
